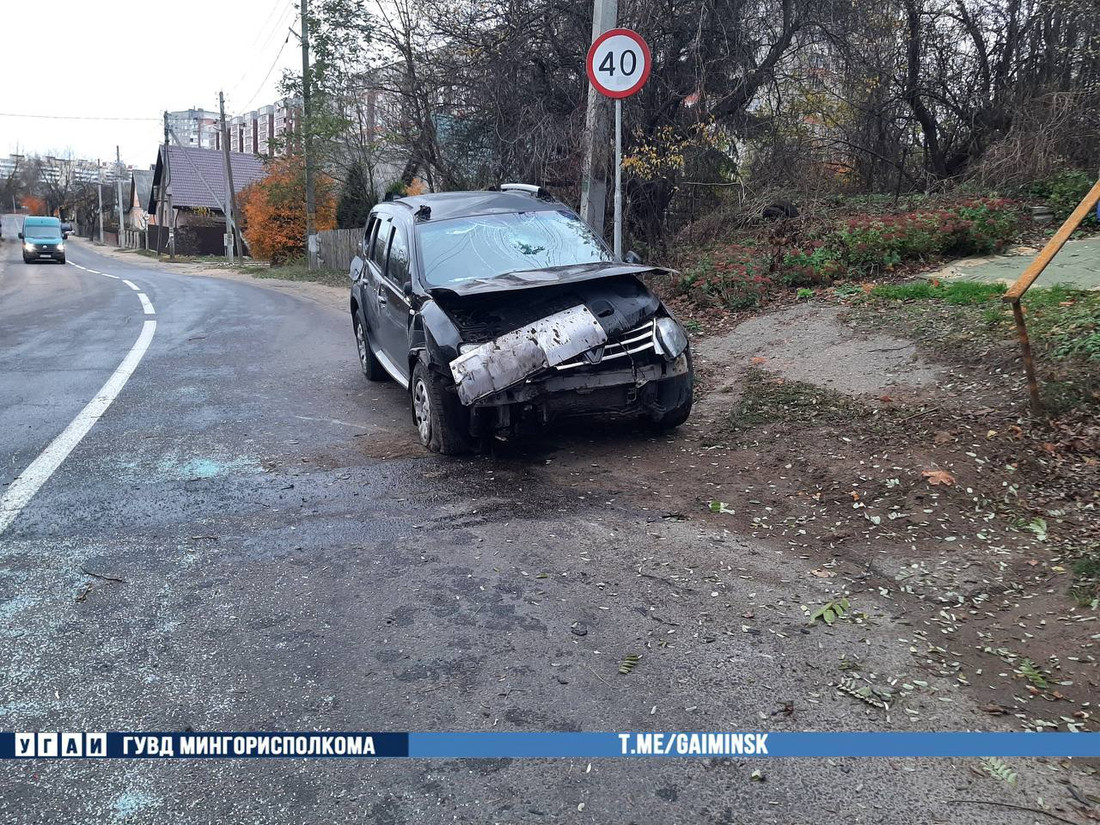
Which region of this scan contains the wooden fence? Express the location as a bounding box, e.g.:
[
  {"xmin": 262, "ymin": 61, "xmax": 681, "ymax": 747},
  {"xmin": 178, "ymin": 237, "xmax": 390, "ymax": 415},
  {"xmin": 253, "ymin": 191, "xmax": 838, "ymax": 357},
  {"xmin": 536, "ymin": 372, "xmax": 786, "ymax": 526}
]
[{"xmin": 317, "ymin": 228, "xmax": 361, "ymax": 272}]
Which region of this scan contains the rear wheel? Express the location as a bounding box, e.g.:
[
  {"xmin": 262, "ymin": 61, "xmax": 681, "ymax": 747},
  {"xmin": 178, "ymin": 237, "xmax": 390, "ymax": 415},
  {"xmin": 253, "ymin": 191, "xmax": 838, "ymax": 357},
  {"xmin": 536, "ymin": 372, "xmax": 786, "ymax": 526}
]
[
  {"xmin": 411, "ymin": 361, "xmax": 473, "ymax": 455},
  {"xmin": 353, "ymin": 312, "xmax": 385, "ymax": 381}
]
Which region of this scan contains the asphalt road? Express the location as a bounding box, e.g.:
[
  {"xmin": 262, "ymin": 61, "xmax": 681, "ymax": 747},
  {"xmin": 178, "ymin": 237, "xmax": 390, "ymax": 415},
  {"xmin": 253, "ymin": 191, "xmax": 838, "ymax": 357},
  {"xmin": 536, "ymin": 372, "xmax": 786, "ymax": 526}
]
[{"xmin": 0, "ymin": 229, "xmax": 1078, "ymax": 823}]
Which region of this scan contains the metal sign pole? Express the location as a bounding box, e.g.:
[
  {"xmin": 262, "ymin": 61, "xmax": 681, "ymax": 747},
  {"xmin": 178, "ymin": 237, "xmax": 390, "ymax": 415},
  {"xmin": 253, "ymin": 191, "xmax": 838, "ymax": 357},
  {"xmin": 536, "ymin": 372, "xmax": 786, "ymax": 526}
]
[{"xmin": 613, "ymin": 97, "xmax": 622, "ymax": 259}]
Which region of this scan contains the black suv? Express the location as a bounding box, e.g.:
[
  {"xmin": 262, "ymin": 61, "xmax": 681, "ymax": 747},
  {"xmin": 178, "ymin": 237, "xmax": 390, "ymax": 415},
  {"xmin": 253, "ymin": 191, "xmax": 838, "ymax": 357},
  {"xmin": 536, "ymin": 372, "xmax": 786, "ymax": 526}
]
[{"xmin": 349, "ymin": 185, "xmax": 693, "ymax": 454}]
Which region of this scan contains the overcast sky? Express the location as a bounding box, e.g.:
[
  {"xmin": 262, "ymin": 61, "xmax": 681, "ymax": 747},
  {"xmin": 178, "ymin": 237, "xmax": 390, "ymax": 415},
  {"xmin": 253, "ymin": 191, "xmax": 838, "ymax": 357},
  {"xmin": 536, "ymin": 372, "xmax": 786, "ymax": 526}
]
[{"xmin": 1, "ymin": 0, "xmax": 303, "ymax": 168}]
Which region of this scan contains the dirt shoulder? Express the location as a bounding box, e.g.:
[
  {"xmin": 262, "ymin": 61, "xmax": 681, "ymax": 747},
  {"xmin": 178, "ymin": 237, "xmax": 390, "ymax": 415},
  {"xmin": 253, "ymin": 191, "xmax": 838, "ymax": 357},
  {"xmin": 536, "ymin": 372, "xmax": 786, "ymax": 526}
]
[
  {"xmin": 511, "ymin": 293, "xmax": 1098, "ymax": 744},
  {"xmin": 68, "ymin": 239, "xmax": 348, "ymax": 315}
]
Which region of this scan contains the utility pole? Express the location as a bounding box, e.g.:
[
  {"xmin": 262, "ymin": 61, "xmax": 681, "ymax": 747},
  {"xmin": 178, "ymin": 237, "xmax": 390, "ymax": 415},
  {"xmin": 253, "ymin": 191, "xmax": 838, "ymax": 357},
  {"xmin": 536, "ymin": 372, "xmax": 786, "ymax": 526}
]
[
  {"xmin": 115, "ymin": 145, "xmax": 125, "ymax": 248},
  {"xmin": 579, "ymin": 0, "xmax": 617, "ymax": 236},
  {"xmin": 219, "ymin": 90, "xmax": 241, "ymax": 261},
  {"xmin": 301, "ymin": 0, "xmax": 318, "ymax": 270},
  {"xmin": 96, "ymin": 160, "xmax": 105, "ymax": 244},
  {"xmin": 162, "ymin": 110, "xmax": 175, "ymax": 260}
]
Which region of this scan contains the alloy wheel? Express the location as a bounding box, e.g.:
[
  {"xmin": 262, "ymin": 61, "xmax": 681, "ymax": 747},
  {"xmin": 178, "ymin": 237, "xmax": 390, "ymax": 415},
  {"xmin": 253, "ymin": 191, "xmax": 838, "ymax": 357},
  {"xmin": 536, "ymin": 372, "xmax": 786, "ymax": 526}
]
[
  {"xmin": 412, "ymin": 378, "xmax": 432, "ymax": 445},
  {"xmin": 355, "ymin": 320, "xmax": 368, "ymax": 369}
]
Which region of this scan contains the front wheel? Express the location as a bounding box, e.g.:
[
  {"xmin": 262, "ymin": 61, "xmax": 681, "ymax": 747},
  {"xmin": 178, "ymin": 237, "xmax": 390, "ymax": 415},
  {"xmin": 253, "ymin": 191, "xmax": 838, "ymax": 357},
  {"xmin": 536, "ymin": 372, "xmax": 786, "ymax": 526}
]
[
  {"xmin": 353, "ymin": 312, "xmax": 385, "ymax": 381},
  {"xmin": 58, "ymin": 255, "xmax": 66, "ymax": 265},
  {"xmin": 651, "ymin": 354, "xmax": 694, "ymax": 430},
  {"xmin": 410, "ymin": 361, "xmax": 473, "ymax": 455}
]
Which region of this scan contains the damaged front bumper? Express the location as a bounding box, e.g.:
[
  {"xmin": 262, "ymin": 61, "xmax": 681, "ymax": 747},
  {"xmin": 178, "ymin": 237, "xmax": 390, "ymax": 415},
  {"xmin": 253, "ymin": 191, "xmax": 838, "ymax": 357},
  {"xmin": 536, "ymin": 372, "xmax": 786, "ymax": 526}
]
[
  {"xmin": 467, "ymin": 353, "xmax": 692, "ymax": 432},
  {"xmin": 448, "ymin": 304, "xmax": 608, "ymax": 405},
  {"xmin": 447, "ymin": 302, "xmax": 692, "ymax": 434}
]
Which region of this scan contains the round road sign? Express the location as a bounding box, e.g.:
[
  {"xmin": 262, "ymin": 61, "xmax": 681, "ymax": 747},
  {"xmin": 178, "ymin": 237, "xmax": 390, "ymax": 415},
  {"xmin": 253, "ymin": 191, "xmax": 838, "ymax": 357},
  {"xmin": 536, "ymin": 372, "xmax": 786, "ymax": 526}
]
[{"xmin": 586, "ymin": 28, "xmax": 651, "ymax": 99}]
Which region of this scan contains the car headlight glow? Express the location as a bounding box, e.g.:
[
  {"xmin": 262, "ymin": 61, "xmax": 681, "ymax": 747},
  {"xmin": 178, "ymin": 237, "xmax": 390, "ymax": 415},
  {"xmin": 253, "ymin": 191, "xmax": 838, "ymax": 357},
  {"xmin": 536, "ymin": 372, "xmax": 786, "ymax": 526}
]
[
  {"xmin": 24, "ymin": 241, "xmax": 34, "ymax": 251},
  {"xmin": 654, "ymin": 316, "xmax": 688, "ymax": 360}
]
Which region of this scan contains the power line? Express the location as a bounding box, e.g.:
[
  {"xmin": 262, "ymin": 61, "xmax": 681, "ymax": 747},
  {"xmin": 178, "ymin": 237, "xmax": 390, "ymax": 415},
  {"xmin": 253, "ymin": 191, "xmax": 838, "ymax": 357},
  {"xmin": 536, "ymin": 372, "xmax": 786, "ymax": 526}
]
[
  {"xmin": 228, "ymin": 3, "xmax": 298, "ymax": 98},
  {"xmin": 0, "ymin": 112, "xmax": 160, "ymax": 122},
  {"xmin": 237, "ymin": 28, "xmax": 294, "ymax": 112}
]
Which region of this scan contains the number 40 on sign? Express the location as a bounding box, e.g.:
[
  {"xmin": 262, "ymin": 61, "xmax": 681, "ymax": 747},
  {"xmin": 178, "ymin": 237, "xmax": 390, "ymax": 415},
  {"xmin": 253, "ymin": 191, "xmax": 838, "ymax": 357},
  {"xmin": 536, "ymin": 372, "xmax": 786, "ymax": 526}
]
[{"xmin": 585, "ymin": 28, "xmax": 651, "ymax": 257}]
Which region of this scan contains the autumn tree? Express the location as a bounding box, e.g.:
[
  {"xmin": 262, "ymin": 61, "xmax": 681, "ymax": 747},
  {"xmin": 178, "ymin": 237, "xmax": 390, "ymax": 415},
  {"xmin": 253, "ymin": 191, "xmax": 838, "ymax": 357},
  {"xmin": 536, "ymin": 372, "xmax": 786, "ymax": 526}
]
[{"xmin": 238, "ymin": 155, "xmax": 337, "ymax": 263}]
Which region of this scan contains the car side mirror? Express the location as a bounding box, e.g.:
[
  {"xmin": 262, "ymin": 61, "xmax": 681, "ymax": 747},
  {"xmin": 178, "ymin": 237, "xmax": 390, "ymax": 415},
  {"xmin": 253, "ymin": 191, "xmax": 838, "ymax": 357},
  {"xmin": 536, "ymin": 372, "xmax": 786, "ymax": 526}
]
[
  {"xmin": 403, "ymin": 281, "xmax": 420, "ymax": 308},
  {"xmin": 624, "ymin": 250, "xmax": 642, "ymax": 265},
  {"xmin": 17, "ymin": 232, "xmax": 23, "ymax": 240}
]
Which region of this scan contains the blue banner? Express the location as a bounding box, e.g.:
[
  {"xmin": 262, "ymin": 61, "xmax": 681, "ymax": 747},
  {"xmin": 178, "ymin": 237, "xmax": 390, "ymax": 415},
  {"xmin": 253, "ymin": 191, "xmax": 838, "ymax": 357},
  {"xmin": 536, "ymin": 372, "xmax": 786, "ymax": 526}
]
[{"xmin": 2, "ymin": 731, "xmax": 1097, "ymax": 759}]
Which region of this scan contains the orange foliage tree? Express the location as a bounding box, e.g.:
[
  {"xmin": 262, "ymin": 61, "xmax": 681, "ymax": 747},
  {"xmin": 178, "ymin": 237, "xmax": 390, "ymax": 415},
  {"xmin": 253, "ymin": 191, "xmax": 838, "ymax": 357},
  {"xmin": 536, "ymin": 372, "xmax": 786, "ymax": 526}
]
[
  {"xmin": 21, "ymin": 195, "xmax": 46, "ymax": 215},
  {"xmin": 238, "ymin": 155, "xmax": 336, "ymax": 263}
]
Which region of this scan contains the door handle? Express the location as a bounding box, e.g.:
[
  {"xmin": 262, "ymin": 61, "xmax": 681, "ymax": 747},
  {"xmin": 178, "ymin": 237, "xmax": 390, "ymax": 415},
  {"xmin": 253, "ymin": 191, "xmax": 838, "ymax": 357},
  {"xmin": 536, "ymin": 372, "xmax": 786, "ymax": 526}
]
[{"xmin": 377, "ymin": 287, "xmax": 387, "ymax": 305}]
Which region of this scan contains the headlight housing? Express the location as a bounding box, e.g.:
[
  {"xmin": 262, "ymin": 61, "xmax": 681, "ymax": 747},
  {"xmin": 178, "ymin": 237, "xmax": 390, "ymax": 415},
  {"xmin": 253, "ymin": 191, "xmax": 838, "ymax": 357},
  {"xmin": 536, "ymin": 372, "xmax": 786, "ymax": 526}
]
[
  {"xmin": 653, "ymin": 316, "xmax": 688, "ymax": 360},
  {"xmin": 24, "ymin": 241, "xmax": 34, "ymax": 251}
]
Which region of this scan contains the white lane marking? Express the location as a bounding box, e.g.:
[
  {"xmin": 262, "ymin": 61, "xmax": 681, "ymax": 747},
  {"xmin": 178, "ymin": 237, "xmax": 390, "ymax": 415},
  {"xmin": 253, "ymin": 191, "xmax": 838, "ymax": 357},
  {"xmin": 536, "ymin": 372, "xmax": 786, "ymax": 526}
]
[
  {"xmin": 122, "ymin": 279, "xmax": 141, "ymax": 291},
  {"xmin": 67, "ymin": 262, "xmax": 118, "ymax": 279},
  {"xmin": 137, "ymin": 293, "xmax": 155, "ymax": 315},
  {"xmin": 0, "ymin": 320, "xmax": 157, "ymax": 536}
]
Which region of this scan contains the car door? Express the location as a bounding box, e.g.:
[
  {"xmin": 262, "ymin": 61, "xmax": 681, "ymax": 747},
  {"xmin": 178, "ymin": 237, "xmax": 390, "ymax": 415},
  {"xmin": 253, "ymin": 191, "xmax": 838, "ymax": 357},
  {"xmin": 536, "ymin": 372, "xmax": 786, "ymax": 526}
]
[
  {"xmin": 361, "ymin": 214, "xmax": 391, "ymax": 357},
  {"xmin": 374, "ymin": 221, "xmax": 413, "ymax": 383},
  {"xmin": 352, "ymin": 216, "xmax": 377, "ymax": 318}
]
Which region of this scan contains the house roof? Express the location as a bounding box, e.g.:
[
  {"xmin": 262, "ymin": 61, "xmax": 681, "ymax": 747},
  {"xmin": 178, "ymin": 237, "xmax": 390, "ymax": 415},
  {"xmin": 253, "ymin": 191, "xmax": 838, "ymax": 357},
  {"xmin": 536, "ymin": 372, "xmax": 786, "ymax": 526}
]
[
  {"xmin": 129, "ymin": 169, "xmax": 154, "ymax": 215},
  {"xmin": 148, "ymin": 145, "xmax": 266, "ymax": 213}
]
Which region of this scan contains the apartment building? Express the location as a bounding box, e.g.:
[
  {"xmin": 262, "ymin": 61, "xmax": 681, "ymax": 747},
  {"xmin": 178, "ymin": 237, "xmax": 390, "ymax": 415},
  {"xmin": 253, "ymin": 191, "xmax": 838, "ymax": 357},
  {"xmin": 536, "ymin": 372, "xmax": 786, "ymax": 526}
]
[{"xmin": 166, "ymin": 108, "xmax": 220, "ymax": 150}]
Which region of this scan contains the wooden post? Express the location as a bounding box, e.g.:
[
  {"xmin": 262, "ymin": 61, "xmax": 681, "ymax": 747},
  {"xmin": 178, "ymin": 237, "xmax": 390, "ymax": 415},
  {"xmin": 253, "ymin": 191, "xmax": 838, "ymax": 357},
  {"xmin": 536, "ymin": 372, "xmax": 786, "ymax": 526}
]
[{"xmin": 1002, "ymin": 177, "xmax": 1100, "ymax": 415}]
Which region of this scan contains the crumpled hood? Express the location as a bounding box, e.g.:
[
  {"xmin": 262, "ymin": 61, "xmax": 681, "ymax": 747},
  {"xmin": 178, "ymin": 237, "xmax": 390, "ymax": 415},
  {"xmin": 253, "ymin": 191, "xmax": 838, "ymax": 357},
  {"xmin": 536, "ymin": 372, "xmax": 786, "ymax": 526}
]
[
  {"xmin": 426, "ymin": 262, "xmax": 670, "ymax": 298},
  {"xmin": 433, "ymin": 273, "xmax": 662, "ymax": 344}
]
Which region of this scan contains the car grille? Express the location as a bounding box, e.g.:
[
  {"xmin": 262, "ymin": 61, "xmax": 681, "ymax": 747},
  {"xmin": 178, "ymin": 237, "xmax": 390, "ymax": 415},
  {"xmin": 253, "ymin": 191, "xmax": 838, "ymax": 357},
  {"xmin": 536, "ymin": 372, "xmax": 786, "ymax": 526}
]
[{"xmin": 554, "ymin": 318, "xmax": 656, "ymax": 371}]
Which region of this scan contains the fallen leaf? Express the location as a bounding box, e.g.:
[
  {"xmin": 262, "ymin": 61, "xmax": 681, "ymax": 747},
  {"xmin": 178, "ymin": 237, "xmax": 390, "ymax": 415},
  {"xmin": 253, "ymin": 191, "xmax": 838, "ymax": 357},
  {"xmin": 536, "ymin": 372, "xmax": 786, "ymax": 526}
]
[
  {"xmin": 921, "ymin": 469, "xmax": 955, "ymax": 486},
  {"xmin": 811, "ymin": 568, "xmax": 836, "ymax": 578},
  {"xmin": 750, "ymin": 356, "xmax": 768, "ymax": 365}
]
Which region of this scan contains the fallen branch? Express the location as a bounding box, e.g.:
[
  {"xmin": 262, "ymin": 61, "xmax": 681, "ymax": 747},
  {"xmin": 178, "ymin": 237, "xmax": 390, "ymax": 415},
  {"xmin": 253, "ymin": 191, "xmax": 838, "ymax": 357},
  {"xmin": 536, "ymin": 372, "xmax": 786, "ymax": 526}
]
[
  {"xmin": 947, "ymin": 799, "xmax": 1083, "ymax": 825},
  {"xmin": 79, "ymin": 568, "xmax": 127, "ymax": 584},
  {"xmin": 586, "ymin": 666, "xmax": 613, "ymax": 688}
]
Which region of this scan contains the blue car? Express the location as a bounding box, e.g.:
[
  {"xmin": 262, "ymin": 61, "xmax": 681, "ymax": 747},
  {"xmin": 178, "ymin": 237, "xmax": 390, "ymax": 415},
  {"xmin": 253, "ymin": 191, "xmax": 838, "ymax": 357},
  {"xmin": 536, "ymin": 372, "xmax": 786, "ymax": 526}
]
[{"xmin": 20, "ymin": 216, "xmax": 67, "ymax": 264}]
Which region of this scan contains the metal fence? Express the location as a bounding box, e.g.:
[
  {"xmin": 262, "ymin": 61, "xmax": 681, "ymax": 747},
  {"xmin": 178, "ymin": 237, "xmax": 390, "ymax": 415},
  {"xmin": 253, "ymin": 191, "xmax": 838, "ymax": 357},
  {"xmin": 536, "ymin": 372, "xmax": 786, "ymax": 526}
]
[{"xmin": 317, "ymin": 228, "xmax": 361, "ymax": 272}]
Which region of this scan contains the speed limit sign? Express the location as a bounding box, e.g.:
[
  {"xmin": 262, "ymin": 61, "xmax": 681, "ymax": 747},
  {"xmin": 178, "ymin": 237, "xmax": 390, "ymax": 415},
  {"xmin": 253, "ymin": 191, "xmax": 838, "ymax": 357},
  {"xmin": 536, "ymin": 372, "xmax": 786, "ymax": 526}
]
[{"xmin": 586, "ymin": 28, "xmax": 651, "ymax": 99}]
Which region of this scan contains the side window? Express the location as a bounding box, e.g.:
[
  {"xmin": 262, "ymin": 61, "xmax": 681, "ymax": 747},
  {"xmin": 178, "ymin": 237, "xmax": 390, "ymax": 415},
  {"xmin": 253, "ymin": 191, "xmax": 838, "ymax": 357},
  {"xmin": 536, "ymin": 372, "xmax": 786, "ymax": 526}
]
[
  {"xmin": 370, "ymin": 218, "xmax": 391, "ymax": 269},
  {"xmin": 363, "ymin": 216, "xmax": 377, "ymax": 257},
  {"xmin": 386, "ymin": 224, "xmax": 410, "ymax": 286}
]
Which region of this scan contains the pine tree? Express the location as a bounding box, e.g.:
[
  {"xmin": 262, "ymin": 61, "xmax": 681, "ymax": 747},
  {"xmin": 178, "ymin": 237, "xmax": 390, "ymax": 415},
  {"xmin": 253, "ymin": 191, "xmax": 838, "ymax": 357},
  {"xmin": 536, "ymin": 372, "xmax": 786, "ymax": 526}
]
[{"xmin": 336, "ymin": 161, "xmax": 376, "ymax": 229}]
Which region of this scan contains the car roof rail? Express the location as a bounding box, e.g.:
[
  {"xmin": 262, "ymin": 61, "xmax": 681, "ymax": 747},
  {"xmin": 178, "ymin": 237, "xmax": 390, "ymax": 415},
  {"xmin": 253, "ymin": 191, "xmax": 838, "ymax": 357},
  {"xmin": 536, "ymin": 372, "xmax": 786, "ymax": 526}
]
[{"xmin": 500, "ymin": 183, "xmax": 553, "ymax": 200}]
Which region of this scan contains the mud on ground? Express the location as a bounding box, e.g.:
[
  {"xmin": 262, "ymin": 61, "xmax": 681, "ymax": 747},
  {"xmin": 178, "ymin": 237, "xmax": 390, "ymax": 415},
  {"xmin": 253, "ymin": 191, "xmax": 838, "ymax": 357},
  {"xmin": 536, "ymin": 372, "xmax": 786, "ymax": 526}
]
[{"xmin": 497, "ymin": 298, "xmax": 1098, "ymax": 744}]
